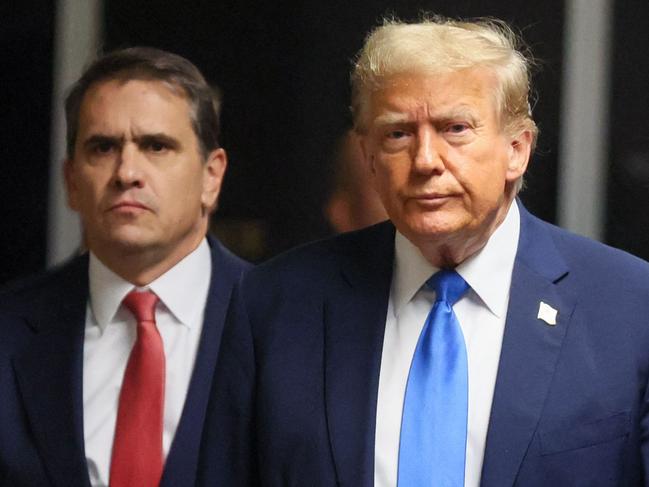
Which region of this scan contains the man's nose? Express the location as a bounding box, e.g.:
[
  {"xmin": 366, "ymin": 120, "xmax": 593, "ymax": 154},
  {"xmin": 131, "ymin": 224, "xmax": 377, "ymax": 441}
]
[
  {"xmin": 412, "ymin": 127, "xmax": 445, "ymax": 174},
  {"xmin": 113, "ymin": 144, "xmax": 145, "ymax": 189}
]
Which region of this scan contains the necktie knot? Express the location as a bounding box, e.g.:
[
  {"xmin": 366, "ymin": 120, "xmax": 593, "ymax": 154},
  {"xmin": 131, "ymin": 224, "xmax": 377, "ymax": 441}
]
[
  {"xmin": 123, "ymin": 291, "xmax": 159, "ymax": 323},
  {"xmin": 426, "ymin": 269, "xmax": 469, "ymax": 306}
]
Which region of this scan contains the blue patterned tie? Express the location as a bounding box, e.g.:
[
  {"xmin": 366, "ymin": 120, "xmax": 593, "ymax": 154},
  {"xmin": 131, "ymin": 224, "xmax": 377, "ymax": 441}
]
[{"xmin": 397, "ymin": 270, "xmax": 470, "ymax": 486}]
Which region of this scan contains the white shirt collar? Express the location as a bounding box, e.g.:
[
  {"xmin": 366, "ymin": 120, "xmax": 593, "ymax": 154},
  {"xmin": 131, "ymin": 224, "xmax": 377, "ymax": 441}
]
[
  {"xmin": 88, "ymin": 238, "xmax": 212, "ymax": 332},
  {"xmin": 393, "ymin": 201, "xmax": 520, "ymax": 318}
]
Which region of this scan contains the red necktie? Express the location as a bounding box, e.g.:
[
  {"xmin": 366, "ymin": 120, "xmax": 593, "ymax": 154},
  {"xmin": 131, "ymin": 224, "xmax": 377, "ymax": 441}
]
[{"xmin": 110, "ymin": 291, "xmax": 165, "ymax": 487}]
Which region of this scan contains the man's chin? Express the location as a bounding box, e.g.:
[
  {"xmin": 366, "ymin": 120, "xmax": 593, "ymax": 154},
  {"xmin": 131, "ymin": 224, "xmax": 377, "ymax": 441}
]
[{"xmin": 398, "ymin": 216, "xmax": 467, "ymax": 243}]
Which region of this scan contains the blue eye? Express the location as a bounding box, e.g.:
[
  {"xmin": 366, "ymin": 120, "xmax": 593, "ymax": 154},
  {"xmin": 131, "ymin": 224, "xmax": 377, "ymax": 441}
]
[
  {"xmin": 140, "ymin": 136, "xmax": 176, "ymax": 153},
  {"xmin": 93, "ymin": 142, "xmax": 115, "ymax": 154},
  {"xmin": 388, "ymin": 130, "xmax": 409, "ymax": 139},
  {"xmin": 148, "ymin": 141, "xmax": 166, "ymax": 152},
  {"xmin": 446, "ymin": 124, "xmax": 468, "ymax": 134}
]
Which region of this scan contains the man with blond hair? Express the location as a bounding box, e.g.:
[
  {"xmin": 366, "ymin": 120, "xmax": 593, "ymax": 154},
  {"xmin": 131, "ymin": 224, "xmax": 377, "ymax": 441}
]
[{"xmin": 199, "ymin": 16, "xmax": 649, "ymax": 486}]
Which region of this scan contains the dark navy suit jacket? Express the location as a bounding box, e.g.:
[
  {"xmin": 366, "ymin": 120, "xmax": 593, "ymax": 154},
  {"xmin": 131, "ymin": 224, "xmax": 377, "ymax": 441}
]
[
  {"xmin": 0, "ymin": 236, "xmax": 250, "ymax": 487},
  {"xmin": 198, "ymin": 206, "xmax": 649, "ymax": 486}
]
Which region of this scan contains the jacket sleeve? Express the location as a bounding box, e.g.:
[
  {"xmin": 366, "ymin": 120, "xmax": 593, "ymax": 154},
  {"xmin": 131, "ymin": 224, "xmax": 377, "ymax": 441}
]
[{"xmin": 197, "ymin": 283, "xmax": 259, "ymax": 486}]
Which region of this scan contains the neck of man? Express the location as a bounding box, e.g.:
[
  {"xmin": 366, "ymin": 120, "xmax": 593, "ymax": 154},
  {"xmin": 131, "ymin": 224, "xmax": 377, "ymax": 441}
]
[{"xmin": 89, "ymin": 229, "xmax": 207, "ymax": 287}]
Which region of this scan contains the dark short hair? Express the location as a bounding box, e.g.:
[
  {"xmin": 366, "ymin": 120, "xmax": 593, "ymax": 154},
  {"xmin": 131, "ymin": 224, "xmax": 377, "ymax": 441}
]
[{"xmin": 65, "ymin": 46, "xmax": 220, "ymax": 159}]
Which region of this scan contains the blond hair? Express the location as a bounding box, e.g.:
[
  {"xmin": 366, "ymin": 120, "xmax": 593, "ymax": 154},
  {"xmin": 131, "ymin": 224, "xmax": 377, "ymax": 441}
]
[{"xmin": 351, "ymin": 16, "xmax": 538, "ymax": 153}]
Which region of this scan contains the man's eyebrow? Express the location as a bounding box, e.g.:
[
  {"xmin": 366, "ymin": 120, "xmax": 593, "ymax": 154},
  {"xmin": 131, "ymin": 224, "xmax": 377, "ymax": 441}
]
[
  {"xmin": 438, "ymin": 106, "xmax": 479, "ymax": 122},
  {"xmin": 134, "ymin": 133, "xmax": 181, "ymax": 149},
  {"xmin": 373, "ymin": 107, "xmax": 481, "ymax": 128},
  {"xmin": 373, "ymin": 111, "xmax": 412, "ymax": 127},
  {"xmin": 82, "ymin": 134, "xmax": 123, "ymax": 149}
]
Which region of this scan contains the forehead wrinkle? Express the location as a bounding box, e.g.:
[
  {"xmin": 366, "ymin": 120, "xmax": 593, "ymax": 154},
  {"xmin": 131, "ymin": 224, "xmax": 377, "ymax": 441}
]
[
  {"xmin": 433, "ymin": 105, "xmax": 482, "ymax": 123},
  {"xmin": 373, "ymin": 103, "xmax": 482, "ymax": 128},
  {"xmin": 368, "ymin": 70, "xmax": 501, "ymax": 135}
]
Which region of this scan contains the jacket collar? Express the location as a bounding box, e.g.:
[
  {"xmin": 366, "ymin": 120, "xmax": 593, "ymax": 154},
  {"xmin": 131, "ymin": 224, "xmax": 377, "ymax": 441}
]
[
  {"xmin": 480, "ymin": 204, "xmax": 575, "ymax": 487},
  {"xmin": 324, "ymin": 221, "xmax": 395, "ymax": 487}
]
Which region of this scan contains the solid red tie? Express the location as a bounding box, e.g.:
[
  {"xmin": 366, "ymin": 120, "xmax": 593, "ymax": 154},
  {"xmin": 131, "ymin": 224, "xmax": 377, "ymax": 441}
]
[{"xmin": 110, "ymin": 291, "xmax": 165, "ymax": 487}]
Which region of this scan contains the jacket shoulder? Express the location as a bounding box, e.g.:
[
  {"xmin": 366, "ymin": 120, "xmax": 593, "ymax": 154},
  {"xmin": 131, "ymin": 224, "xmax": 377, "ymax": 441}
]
[
  {"xmin": 246, "ymin": 221, "xmax": 394, "ymax": 283},
  {"xmin": 0, "ymin": 254, "xmax": 88, "ymax": 315},
  {"xmin": 527, "ymin": 212, "xmax": 649, "ymax": 292},
  {"xmin": 207, "ymin": 234, "xmax": 253, "ymax": 277}
]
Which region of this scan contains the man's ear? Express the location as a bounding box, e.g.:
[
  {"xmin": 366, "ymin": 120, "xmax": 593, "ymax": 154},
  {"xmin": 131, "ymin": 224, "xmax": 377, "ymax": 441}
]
[
  {"xmin": 64, "ymin": 158, "xmax": 80, "ymax": 211},
  {"xmin": 506, "ymin": 129, "xmax": 532, "ymax": 183},
  {"xmin": 201, "ymin": 148, "xmax": 227, "ymax": 213}
]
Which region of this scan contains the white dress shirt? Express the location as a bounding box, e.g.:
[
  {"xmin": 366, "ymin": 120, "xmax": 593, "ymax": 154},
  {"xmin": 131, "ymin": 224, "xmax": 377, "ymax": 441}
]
[
  {"xmin": 83, "ymin": 239, "xmax": 212, "ymax": 487},
  {"xmin": 374, "ymin": 202, "xmax": 520, "ymax": 487}
]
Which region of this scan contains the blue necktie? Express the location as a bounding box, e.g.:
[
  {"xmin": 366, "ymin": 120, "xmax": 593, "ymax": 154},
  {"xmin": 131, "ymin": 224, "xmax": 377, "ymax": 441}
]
[{"xmin": 398, "ymin": 270, "xmax": 470, "ymax": 486}]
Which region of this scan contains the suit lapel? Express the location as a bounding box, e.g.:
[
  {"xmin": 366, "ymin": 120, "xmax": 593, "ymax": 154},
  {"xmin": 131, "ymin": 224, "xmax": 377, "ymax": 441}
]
[
  {"xmin": 12, "ymin": 256, "xmax": 91, "ymax": 487},
  {"xmin": 324, "ymin": 222, "xmax": 395, "ymax": 487},
  {"xmin": 481, "ymin": 206, "xmax": 577, "ymax": 487},
  {"xmin": 162, "ymin": 237, "xmax": 247, "ymax": 486}
]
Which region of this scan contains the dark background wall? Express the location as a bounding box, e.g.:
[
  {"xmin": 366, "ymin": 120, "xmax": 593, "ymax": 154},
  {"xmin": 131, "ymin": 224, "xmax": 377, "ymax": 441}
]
[
  {"xmin": 607, "ymin": 0, "xmax": 649, "ymax": 257},
  {"xmin": 2, "ymin": 0, "xmax": 648, "ymax": 285},
  {"xmin": 2, "ymin": 1, "xmax": 54, "ymax": 284},
  {"xmin": 103, "ymin": 0, "xmax": 563, "ymax": 258}
]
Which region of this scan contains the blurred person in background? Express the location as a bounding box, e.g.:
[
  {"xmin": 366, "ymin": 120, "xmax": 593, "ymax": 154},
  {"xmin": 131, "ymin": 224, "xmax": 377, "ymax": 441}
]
[{"xmin": 325, "ymin": 129, "xmax": 388, "ymax": 233}]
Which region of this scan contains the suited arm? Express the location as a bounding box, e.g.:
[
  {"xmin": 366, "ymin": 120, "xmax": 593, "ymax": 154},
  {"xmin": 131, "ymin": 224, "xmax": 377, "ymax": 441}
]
[
  {"xmin": 197, "ymin": 284, "xmax": 259, "ymax": 486},
  {"xmin": 640, "ymin": 363, "xmax": 649, "ymax": 486},
  {"xmin": 0, "ymin": 313, "xmax": 38, "ymax": 487}
]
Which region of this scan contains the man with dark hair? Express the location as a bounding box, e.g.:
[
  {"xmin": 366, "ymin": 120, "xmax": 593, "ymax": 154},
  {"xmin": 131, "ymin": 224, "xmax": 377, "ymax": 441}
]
[
  {"xmin": 0, "ymin": 47, "xmax": 250, "ymax": 486},
  {"xmin": 198, "ymin": 17, "xmax": 649, "ymax": 486}
]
